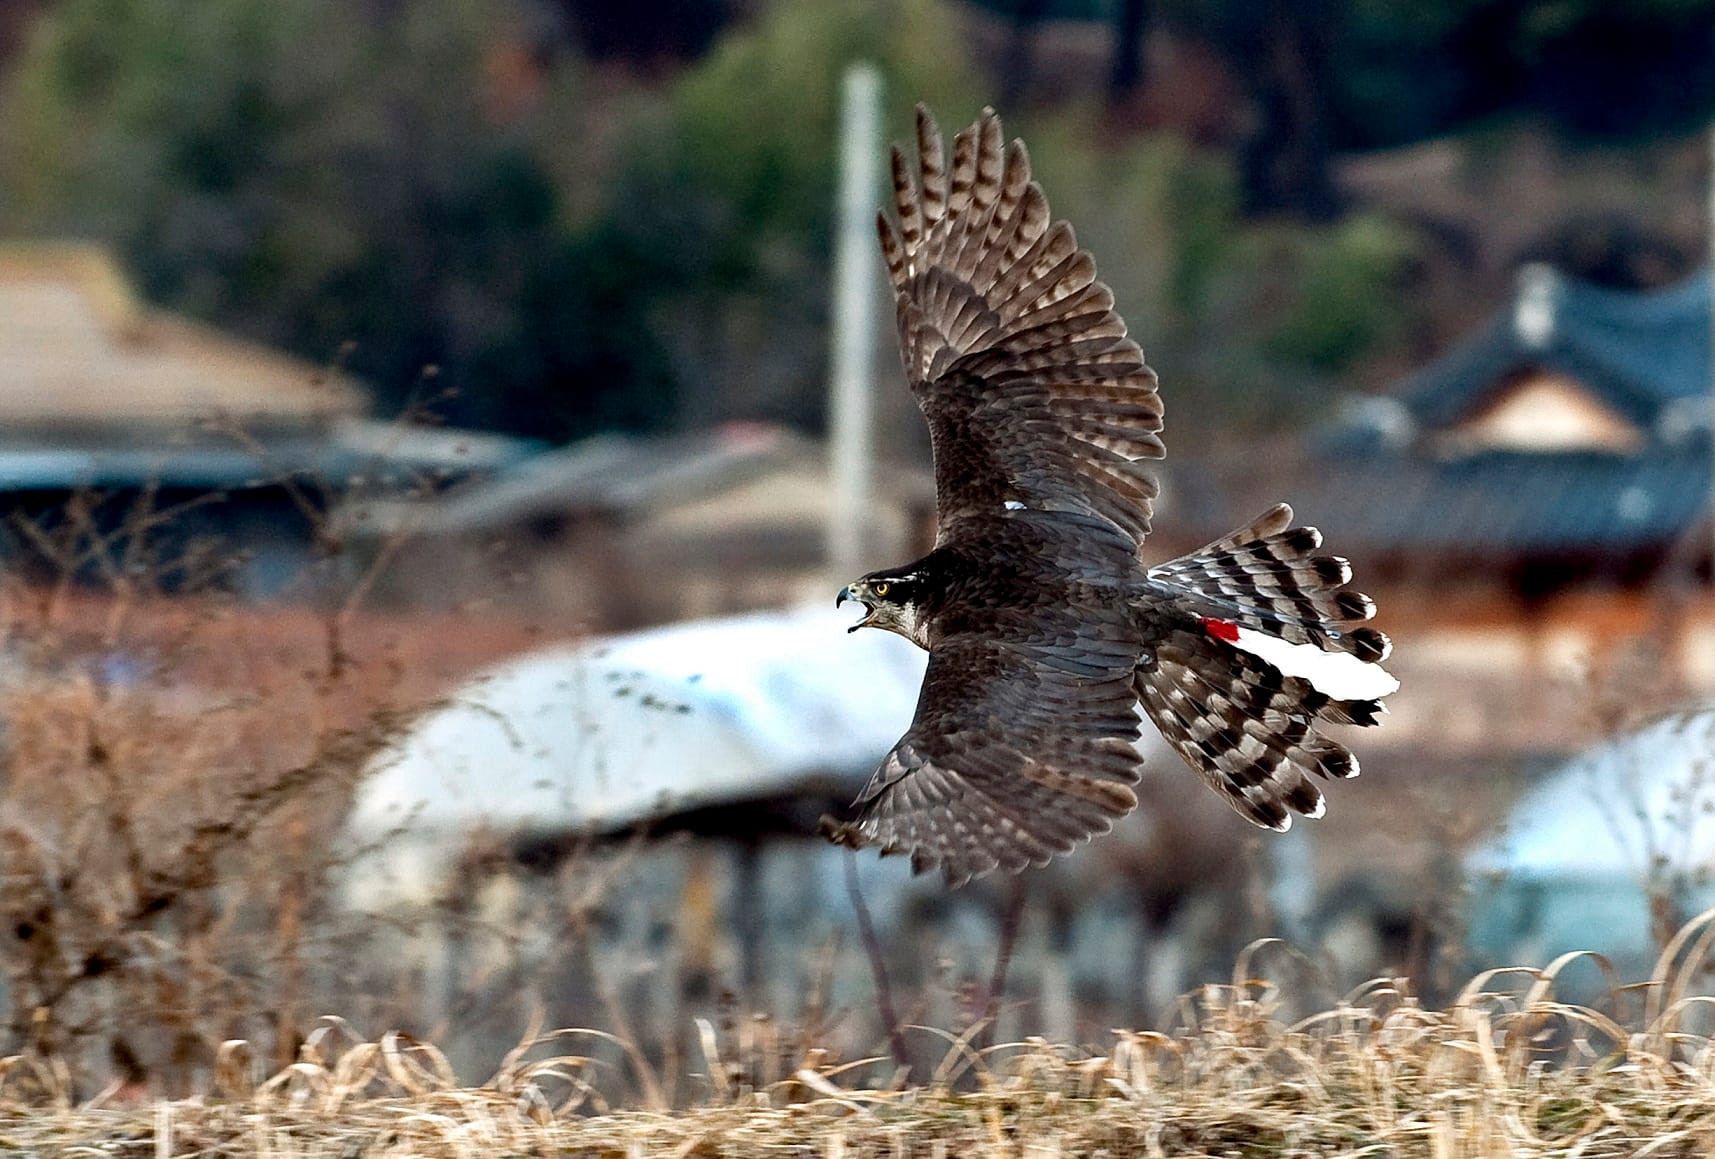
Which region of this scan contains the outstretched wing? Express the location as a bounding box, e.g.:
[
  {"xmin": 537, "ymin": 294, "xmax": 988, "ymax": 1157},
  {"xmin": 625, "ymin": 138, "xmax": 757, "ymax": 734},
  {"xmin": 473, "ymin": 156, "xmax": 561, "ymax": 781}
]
[
  {"xmin": 879, "ymin": 105, "xmax": 1164, "ymax": 546},
  {"xmin": 836, "ymin": 620, "xmax": 1144, "ymax": 886}
]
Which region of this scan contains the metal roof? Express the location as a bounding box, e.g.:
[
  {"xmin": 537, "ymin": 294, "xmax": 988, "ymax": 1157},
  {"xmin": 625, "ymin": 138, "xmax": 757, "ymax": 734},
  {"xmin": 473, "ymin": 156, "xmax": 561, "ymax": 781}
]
[
  {"xmin": 0, "ymin": 419, "xmax": 537, "ymax": 493},
  {"xmin": 346, "ymin": 423, "xmax": 934, "ymax": 538},
  {"xmin": 418, "ymin": 423, "xmax": 804, "ymax": 529}
]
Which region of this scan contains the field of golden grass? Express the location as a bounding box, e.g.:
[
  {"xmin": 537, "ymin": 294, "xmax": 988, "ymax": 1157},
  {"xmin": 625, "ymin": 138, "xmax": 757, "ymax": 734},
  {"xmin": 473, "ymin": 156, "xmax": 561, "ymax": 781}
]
[{"xmin": 7, "ymin": 920, "xmax": 1715, "ymax": 1158}]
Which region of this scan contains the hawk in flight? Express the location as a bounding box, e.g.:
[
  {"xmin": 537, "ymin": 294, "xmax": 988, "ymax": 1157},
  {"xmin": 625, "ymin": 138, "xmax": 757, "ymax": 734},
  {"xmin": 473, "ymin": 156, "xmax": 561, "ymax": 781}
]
[{"xmin": 827, "ymin": 106, "xmax": 1397, "ymax": 885}]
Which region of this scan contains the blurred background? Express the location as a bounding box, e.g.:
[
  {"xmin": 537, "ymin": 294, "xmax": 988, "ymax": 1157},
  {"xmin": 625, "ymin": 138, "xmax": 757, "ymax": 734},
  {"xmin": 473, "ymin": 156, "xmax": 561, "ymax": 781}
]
[{"xmin": 1, "ymin": 0, "xmax": 1714, "ymax": 1096}]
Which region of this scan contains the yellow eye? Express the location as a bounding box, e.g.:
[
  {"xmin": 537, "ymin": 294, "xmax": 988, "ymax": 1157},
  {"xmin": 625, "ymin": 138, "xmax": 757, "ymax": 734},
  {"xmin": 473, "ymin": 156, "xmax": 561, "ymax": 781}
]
[{"xmin": 874, "ymin": 582, "xmax": 890, "ymax": 597}]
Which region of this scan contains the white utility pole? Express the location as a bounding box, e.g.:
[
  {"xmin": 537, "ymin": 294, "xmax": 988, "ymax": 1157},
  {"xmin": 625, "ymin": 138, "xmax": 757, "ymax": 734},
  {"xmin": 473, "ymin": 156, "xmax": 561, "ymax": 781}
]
[
  {"xmin": 1708, "ymin": 122, "xmax": 1715, "ymax": 590},
  {"xmin": 826, "ymin": 63, "xmax": 883, "ymax": 585}
]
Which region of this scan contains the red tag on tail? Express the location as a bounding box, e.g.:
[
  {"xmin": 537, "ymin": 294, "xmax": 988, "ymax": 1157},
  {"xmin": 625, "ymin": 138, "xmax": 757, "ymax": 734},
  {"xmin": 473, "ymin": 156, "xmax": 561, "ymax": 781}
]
[{"xmin": 1200, "ymin": 616, "xmax": 1240, "ymax": 643}]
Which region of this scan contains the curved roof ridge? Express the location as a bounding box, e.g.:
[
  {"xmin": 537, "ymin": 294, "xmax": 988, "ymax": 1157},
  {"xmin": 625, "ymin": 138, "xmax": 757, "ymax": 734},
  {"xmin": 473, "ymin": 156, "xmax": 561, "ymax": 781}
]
[{"xmin": 1392, "ymin": 264, "xmax": 1714, "ymax": 432}]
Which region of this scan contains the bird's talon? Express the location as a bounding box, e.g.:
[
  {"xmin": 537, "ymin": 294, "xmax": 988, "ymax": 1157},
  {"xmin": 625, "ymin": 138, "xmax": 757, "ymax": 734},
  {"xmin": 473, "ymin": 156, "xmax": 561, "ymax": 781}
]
[{"xmin": 818, "ymin": 815, "xmax": 872, "ymax": 849}]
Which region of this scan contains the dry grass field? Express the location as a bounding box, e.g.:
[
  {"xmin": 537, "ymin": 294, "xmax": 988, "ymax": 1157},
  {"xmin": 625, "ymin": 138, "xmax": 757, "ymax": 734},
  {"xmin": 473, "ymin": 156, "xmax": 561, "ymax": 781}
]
[
  {"xmin": 8, "ymin": 603, "xmax": 1715, "ymax": 1155},
  {"xmin": 6, "ymin": 925, "xmax": 1715, "ymax": 1157}
]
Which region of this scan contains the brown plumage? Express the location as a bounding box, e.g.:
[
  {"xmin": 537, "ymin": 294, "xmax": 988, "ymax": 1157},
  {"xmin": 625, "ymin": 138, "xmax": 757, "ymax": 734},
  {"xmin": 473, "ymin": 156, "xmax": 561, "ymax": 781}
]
[{"xmin": 825, "ymin": 106, "xmax": 1395, "ymax": 885}]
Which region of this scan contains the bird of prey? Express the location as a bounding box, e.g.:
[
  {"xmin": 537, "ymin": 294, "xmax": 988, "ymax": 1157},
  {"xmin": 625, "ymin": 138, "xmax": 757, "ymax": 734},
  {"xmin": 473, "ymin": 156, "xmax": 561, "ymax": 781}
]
[{"xmin": 826, "ymin": 106, "xmax": 1397, "ymax": 886}]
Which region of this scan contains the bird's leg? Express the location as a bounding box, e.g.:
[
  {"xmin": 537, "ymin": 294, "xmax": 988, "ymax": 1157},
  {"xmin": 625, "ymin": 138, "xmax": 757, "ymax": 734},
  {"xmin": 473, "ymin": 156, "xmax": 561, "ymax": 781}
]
[
  {"xmin": 843, "ymin": 849, "xmax": 911, "ymax": 1077},
  {"xmin": 978, "ymin": 873, "xmax": 1029, "ymax": 1049}
]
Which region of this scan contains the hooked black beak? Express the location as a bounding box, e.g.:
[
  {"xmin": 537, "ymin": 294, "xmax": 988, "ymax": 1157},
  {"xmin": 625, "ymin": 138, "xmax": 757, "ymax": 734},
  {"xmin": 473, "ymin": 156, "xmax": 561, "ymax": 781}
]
[{"xmin": 837, "ymin": 584, "xmax": 873, "ymax": 633}]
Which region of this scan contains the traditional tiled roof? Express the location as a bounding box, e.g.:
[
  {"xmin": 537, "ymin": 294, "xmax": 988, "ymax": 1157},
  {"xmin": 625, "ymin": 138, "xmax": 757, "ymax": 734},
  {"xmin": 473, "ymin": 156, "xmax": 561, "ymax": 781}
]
[
  {"xmin": 1390, "ymin": 265, "xmax": 1712, "ymax": 433},
  {"xmin": 1307, "ymin": 266, "xmax": 1714, "ymax": 560},
  {"xmin": 1286, "ymin": 448, "xmax": 1711, "ymax": 556}
]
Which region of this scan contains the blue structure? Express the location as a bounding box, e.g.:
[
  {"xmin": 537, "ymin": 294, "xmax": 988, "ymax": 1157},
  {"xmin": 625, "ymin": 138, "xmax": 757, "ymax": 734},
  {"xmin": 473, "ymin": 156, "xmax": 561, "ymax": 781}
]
[{"xmin": 1305, "ymin": 266, "xmax": 1713, "ymax": 574}]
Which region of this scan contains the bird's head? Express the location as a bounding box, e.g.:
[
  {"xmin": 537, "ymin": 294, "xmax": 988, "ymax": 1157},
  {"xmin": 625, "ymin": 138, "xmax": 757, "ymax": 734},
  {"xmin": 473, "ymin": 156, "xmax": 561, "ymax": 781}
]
[{"xmin": 837, "ymin": 570, "xmax": 929, "ymax": 648}]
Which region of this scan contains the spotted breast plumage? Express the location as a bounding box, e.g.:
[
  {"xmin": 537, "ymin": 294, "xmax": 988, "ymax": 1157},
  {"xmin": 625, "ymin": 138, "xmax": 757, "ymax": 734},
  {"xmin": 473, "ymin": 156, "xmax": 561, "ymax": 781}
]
[{"xmin": 824, "ymin": 106, "xmax": 1397, "ymax": 886}]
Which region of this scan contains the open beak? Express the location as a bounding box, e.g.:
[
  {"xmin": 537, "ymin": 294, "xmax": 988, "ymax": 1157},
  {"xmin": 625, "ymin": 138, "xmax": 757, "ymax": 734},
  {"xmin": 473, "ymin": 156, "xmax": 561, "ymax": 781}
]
[{"xmin": 836, "ymin": 585, "xmax": 877, "ymax": 633}]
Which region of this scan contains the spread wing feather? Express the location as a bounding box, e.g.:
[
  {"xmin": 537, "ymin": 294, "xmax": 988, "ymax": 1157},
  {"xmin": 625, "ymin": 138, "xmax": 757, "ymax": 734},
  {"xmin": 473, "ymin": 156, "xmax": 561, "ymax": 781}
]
[
  {"xmin": 880, "ymin": 105, "xmax": 1164, "ymax": 545},
  {"xmin": 840, "ymin": 627, "xmax": 1143, "ymax": 887}
]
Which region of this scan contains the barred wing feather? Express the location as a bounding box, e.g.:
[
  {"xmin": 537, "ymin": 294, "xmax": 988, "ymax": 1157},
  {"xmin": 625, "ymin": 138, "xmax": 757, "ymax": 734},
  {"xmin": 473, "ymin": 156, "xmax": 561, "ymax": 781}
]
[{"xmin": 879, "ymin": 105, "xmax": 1164, "ymax": 546}]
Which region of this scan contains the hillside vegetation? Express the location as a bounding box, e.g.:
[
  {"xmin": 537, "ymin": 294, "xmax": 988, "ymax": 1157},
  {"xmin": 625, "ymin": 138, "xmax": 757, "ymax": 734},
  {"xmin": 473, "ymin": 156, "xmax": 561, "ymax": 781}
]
[{"xmin": 12, "ymin": 0, "xmax": 1706, "ymax": 447}]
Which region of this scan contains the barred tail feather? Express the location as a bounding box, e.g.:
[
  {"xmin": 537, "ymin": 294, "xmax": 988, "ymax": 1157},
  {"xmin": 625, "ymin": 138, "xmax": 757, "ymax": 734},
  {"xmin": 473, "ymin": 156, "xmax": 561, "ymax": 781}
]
[
  {"xmin": 1136, "ymin": 628, "xmax": 1367, "ymax": 831},
  {"xmin": 1148, "ymin": 503, "xmax": 1391, "ymax": 664}
]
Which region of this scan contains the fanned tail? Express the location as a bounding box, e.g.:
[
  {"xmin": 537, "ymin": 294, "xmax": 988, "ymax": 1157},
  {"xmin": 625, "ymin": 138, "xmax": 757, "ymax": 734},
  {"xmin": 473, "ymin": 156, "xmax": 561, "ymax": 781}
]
[
  {"xmin": 1139, "ymin": 503, "xmax": 1392, "ymax": 829},
  {"xmin": 1147, "ymin": 503, "xmax": 1391, "ymax": 663},
  {"xmin": 1135, "ymin": 629, "xmax": 1373, "ymax": 830}
]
